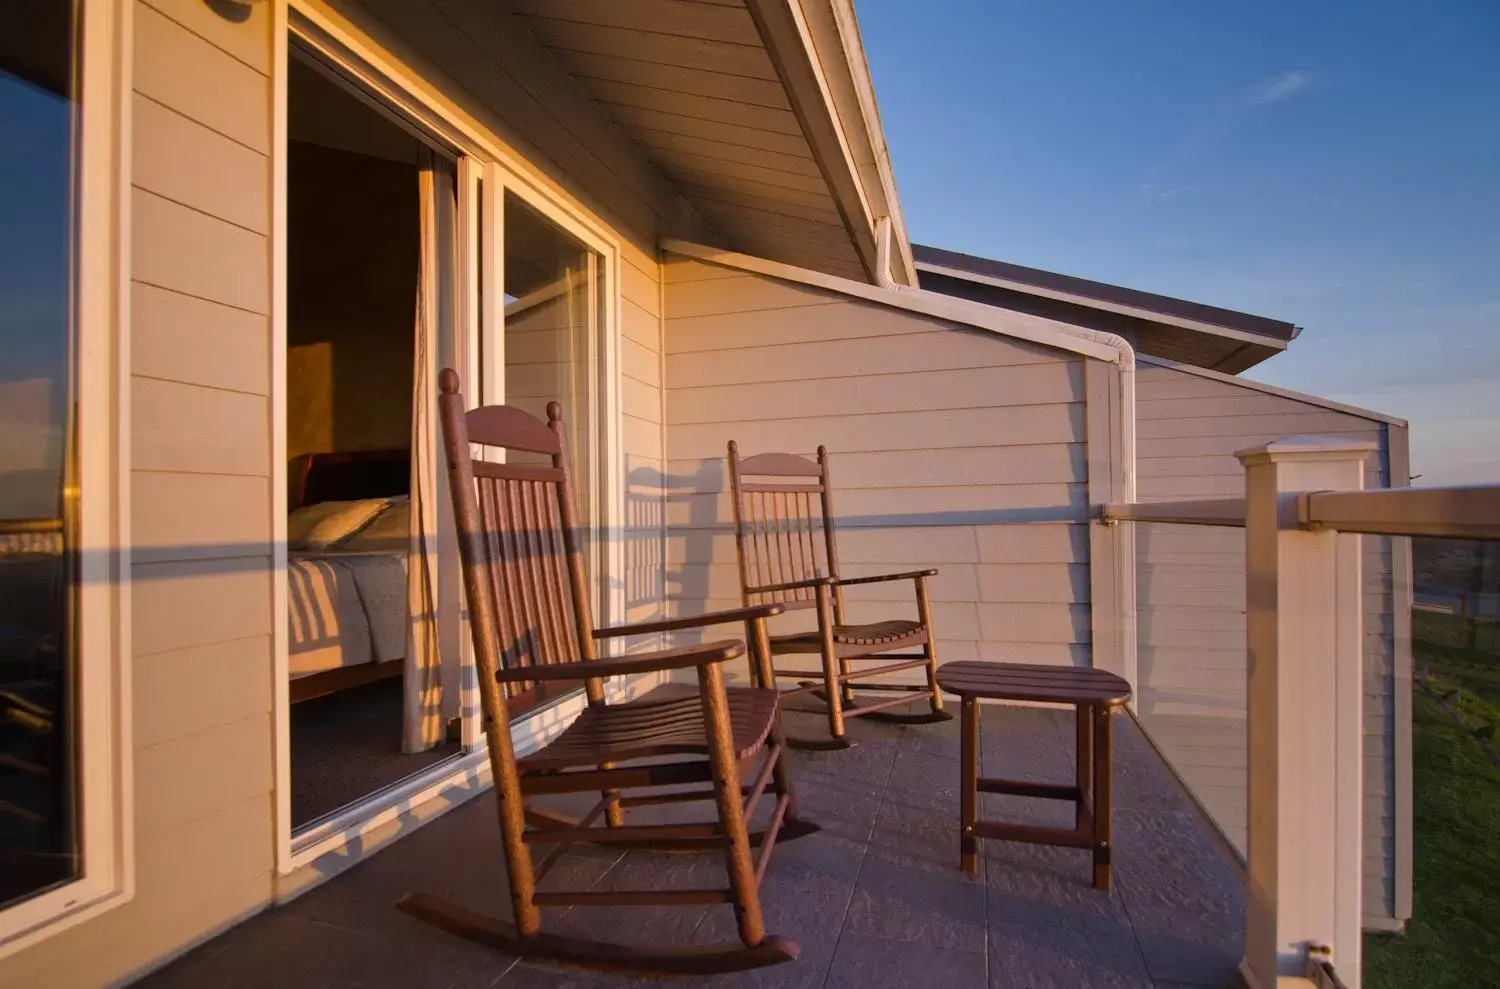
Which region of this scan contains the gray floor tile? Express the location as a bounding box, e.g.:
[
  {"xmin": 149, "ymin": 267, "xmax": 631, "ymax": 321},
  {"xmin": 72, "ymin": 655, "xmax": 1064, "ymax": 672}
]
[
  {"xmin": 844, "ymin": 846, "xmax": 988, "ymax": 953},
  {"xmin": 1113, "ymin": 817, "xmax": 1243, "ymax": 922},
  {"xmin": 787, "ymin": 736, "xmax": 901, "ymax": 790},
  {"xmin": 689, "ymin": 832, "xmax": 865, "ymax": 972},
  {"xmin": 985, "ymin": 842, "xmax": 1134, "ymax": 936},
  {"xmin": 149, "ymin": 909, "xmax": 516, "ymax": 989},
  {"xmin": 1129, "ymin": 923, "xmax": 1244, "ymax": 989},
  {"xmin": 783, "ymin": 766, "xmax": 883, "ymax": 843},
  {"xmin": 671, "ymin": 957, "xmax": 828, "ymax": 989},
  {"xmin": 547, "ymin": 849, "xmax": 724, "ymax": 949},
  {"xmin": 895, "ymin": 708, "xmax": 965, "ymax": 759},
  {"xmin": 825, "ymin": 931, "xmax": 986, "ymax": 989},
  {"xmin": 496, "ymin": 961, "xmax": 615, "ymax": 988},
  {"xmin": 988, "ymin": 922, "xmax": 1153, "ymax": 989},
  {"xmin": 885, "ymin": 746, "xmax": 964, "ymax": 810}
]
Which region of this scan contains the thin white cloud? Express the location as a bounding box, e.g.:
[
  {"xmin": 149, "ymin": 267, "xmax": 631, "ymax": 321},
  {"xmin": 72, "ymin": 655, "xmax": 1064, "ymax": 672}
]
[{"xmin": 1243, "ymin": 69, "xmax": 1314, "ymax": 107}]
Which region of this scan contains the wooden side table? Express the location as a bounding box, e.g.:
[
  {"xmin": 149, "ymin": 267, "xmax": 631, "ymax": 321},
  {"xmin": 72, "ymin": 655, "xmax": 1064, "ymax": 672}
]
[{"xmin": 934, "ymin": 661, "xmax": 1132, "ymax": 891}]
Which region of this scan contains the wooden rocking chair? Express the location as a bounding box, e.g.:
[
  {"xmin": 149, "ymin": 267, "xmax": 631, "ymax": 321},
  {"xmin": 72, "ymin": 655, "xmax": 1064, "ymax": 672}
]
[
  {"xmin": 727, "ymin": 442, "xmax": 952, "ymax": 749},
  {"xmin": 398, "ymin": 370, "xmax": 819, "ymax": 976}
]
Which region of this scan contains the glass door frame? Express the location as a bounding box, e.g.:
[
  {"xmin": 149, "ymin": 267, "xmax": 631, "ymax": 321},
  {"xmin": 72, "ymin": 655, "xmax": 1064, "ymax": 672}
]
[
  {"xmin": 466, "ymin": 167, "xmax": 622, "ymax": 748},
  {"xmin": 276, "ymin": 6, "xmax": 624, "ymax": 876}
]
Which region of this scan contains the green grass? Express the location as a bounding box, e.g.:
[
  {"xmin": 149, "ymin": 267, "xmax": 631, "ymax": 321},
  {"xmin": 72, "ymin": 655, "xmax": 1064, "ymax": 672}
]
[
  {"xmin": 1363, "ymin": 682, "xmax": 1500, "ymax": 988},
  {"xmin": 1412, "ymin": 610, "xmax": 1500, "ymax": 670}
]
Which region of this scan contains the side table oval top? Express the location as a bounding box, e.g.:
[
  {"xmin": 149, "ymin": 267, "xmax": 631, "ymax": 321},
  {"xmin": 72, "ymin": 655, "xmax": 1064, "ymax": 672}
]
[{"xmin": 935, "ymin": 661, "xmax": 1131, "ymax": 707}]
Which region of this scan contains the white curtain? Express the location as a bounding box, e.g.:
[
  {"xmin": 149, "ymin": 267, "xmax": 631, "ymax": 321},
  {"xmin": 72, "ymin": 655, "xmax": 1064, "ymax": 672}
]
[{"xmin": 403, "ymin": 149, "xmax": 460, "ymax": 753}]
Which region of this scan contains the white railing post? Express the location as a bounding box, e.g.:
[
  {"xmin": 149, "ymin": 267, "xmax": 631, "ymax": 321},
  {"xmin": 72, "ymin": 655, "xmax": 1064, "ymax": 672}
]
[{"xmin": 1236, "ymin": 436, "xmax": 1375, "ymax": 989}]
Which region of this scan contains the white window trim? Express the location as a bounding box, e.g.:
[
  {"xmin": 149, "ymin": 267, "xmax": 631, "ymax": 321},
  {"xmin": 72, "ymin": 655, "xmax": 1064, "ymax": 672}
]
[
  {"xmin": 0, "ymin": 0, "xmax": 134, "ymax": 958},
  {"xmin": 274, "ymin": 3, "xmax": 626, "ymax": 877}
]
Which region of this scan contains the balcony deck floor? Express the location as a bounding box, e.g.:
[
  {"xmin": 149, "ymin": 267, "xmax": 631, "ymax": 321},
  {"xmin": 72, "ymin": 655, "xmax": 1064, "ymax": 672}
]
[{"xmin": 137, "ymin": 699, "xmax": 1246, "ymax": 989}]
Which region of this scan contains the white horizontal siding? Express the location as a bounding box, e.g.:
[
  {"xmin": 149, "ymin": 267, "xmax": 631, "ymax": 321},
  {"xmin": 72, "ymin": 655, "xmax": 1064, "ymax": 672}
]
[{"xmin": 662, "ymin": 257, "xmax": 1089, "ymax": 685}]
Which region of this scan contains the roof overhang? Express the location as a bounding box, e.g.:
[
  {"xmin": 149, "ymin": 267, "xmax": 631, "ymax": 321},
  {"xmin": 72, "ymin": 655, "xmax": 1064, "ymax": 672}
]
[
  {"xmin": 914, "ymin": 244, "xmax": 1298, "ymax": 373},
  {"xmin": 321, "ymin": 0, "xmax": 912, "ymax": 283},
  {"xmin": 506, "ymin": 0, "xmax": 913, "ymax": 284},
  {"xmin": 756, "ymin": 0, "xmax": 917, "ymax": 285}
]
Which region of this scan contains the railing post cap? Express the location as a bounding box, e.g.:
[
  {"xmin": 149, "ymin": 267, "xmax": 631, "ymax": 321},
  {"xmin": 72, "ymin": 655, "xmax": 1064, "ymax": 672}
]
[{"xmin": 1235, "ymin": 434, "xmax": 1378, "ymax": 467}]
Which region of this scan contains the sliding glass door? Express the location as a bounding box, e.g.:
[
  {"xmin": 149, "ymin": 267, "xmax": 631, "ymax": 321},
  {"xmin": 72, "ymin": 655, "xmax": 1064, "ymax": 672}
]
[{"xmin": 280, "ymin": 32, "xmax": 619, "ymax": 863}]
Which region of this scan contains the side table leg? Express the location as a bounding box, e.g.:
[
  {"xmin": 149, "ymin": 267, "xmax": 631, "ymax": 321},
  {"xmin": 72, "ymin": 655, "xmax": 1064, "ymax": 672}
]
[
  {"xmin": 1092, "ymin": 703, "xmax": 1113, "ymax": 891},
  {"xmin": 960, "ymin": 695, "xmax": 979, "ymax": 876},
  {"xmin": 1075, "ymin": 702, "xmax": 1092, "ymax": 833}
]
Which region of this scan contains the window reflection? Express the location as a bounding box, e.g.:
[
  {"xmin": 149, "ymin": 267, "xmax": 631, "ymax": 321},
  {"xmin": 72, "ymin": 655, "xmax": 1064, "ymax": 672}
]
[
  {"xmin": 503, "ymin": 194, "xmax": 606, "ymax": 610},
  {"xmin": 0, "ymin": 0, "xmax": 80, "ymax": 908}
]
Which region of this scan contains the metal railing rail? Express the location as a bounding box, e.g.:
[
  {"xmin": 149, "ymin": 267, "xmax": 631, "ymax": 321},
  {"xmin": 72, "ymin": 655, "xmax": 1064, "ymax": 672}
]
[
  {"xmin": 1300, "ymin": 485, "xmax": 1500, "ymax": 540},
  {"xmin": 1105, "ymin": 485, "xmax": 1500, "ymax": 540},
  {"xmin": 1101, "ymin": 497, "xmax": 1245, "ymax": 528}
]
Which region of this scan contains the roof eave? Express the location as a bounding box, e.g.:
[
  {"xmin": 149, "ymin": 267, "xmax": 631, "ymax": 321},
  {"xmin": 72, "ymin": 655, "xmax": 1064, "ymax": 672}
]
[
  {"xmin": 915, "ymin": 257, "xmax": 1291, "ymax": 359},
  {"xmin": 746, "ymin": 0, "xmax": 916, "ymax": 287}
]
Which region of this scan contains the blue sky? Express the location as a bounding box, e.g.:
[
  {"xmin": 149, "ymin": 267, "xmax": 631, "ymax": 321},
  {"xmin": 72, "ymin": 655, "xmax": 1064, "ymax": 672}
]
[{"xmin": 857, "ymin": 0, "xmax": 1500, "ymax": 485}]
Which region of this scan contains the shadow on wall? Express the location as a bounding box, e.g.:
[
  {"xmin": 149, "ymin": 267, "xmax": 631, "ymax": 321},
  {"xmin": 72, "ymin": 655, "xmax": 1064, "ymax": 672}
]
[
  {"xmin": 655, "ymin": 455, "xmax": 1087, "ymax": 649},
  {"xmin": 624, "ymin": 460, "xmax": 666, "ymax": 616}
]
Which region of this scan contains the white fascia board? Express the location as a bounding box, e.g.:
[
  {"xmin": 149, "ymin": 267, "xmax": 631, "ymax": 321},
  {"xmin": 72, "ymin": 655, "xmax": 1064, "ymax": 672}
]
[
  {"xmin": 916, "ymin": 259, "xmax": 1290, "ymax": 352},
  {"xmin": 752, "ymin": 0, "xmax": 919, "ymax": 288},
  {"xmin": 816, "ymin": 0, "xmax": 918, "ymax": 286},
  {"xmin": 748, "ymin": 0, "xmax": 877, "ymax": 281}
]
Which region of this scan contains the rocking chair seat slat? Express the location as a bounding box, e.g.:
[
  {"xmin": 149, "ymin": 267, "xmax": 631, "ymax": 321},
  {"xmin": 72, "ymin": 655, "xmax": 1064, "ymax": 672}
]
[
  {"xmin": 518, "ymin": 685, "xmax": 781, "ymax": 772},
  {"xmin": 770, "ymin": 619, "xmax": 927, "ymax": 652}
]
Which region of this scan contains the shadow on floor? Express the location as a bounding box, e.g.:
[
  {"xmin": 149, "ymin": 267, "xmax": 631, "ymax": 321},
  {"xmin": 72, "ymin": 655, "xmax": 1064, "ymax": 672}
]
[{"xmin": 141, "ymin": 700, "xmax": 1246, "ymax": 989}]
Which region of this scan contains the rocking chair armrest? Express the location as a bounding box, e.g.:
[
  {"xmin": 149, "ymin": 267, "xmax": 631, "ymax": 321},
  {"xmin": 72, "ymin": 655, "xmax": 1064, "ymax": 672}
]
[
  {"xmin": 494, "ymin": 640, "xmax": 744, "ymax": 684},
  {"xmin": 829, "ymin": 569, "xmax": 939, "ymax": 588},
  {"xmin": 743, "ymin": 577, "xmax": 833, "ymax": 595},
  {"xmin": 591, "ymin": 603, "xmax": 786, "ymax": 640}
]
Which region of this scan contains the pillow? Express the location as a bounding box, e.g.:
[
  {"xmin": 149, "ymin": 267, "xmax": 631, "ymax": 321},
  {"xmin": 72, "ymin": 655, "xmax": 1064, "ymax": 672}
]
[
  {"xmin": 288, "ymin": 498, "xmax": 390, "ymax": 552},
  {"xmin": 336, "ymin": 501, "xmax": 410, "ymax": 554}
]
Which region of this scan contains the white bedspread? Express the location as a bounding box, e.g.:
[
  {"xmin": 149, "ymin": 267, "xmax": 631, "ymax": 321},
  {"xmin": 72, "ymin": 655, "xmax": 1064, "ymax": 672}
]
[{"xmin": 288, "ymin": 551, "xmax": 407, "ymax": 678}]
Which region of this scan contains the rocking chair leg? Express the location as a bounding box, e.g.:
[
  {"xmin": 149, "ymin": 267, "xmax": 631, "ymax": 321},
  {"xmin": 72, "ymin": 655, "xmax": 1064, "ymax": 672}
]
[
  {"xmin": 916, "ymin": 577, "xmax": 947, "ymax": 717},
  {"xmin": 815, "ymin": 587, "xmax": 848, "ymax": 745},
  {"xmin": 699, "ymin": 662, "xmax": 767, "ymax": 948},
  {"xmin": 600, "ymin": 769, "xmax": 624, "ymax": 829},
  {"xmin": 768, "ymin": 715, "xmax": 802, "ymax": 823}
]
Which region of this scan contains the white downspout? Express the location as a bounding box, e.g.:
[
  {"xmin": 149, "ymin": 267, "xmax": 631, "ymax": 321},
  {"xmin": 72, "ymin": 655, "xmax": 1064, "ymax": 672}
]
[
  {"xmin": 874, "ymin": 214, "xmax": 901, "ymax": 291},
  {"xmin": 1021, "ymin": 314, "xmax": 1137, "ymax": 690},
  {"xmin": 875, "ymin": 212, "xmax": 1138, "ymax": 686}
]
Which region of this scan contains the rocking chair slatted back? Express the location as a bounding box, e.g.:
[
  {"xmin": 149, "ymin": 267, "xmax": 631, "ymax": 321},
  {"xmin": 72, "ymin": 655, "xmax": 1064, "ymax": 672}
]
[
  {"xmin": 727, "ymin": 442, "xmax": 842, "ymax": 615},
  {"xmin": 439, "ymin": 370, "xmax": 601, "ymax": 714}
]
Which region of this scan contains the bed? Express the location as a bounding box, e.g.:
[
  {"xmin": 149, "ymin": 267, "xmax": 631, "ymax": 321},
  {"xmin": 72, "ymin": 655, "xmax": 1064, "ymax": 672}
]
[{"xmin": 287, "ymin": 450, "xmax": 411, "ymax": 704}]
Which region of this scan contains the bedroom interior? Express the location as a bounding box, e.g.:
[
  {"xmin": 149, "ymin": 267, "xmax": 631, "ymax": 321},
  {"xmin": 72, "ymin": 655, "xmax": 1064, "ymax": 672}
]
[
  {"xmin": 284, "ymin": 52, "xmax": 458, "ymax": 829},
  {"xmin": 282, "ymin": 52, "xmax": 610, "ymax": 832}
]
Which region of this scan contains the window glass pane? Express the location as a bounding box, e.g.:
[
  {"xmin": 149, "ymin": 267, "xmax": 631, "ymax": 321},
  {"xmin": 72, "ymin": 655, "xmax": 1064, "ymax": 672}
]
[
  {"xmin": 0, "ymin": 0, "xmax": 79, "ymax": 907},
  {"xmin": 503, "ymin": 194, "xmax": 606, "ymax": 609}
]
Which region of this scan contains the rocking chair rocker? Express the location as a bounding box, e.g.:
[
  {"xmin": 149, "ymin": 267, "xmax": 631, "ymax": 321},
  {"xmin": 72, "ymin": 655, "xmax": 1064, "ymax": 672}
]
[
  {"xmin": 726, "ymin": 442, "xmax": 952, "ymax": 749},
  {"xmin": 398, "ymin": 371, "xmax": 818, "ymax": 976}
]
